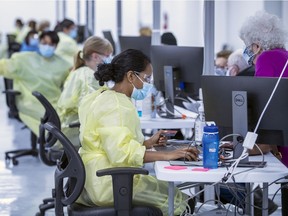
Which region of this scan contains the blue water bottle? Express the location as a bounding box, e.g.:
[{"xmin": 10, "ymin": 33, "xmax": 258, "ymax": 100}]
[{"xmin": 202, "ymin": 124, "xmax": 219, "ymax": 169}]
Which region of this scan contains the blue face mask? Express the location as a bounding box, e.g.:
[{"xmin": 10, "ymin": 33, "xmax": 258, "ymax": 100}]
[
  {"xmin": 131, "ymin": 74, "xmax": 153, "ymax": 100},
  {"xmin": 243, "ymin": 45, "xmax": 256, "ymax": 66},
  {"xmin": 214, "ymin": 67, "xmax": 227, "ymax": 76},
  {"xmin": 29, "ymin": 38, "xmax": 39, "ymax": 46},
  {"xmin": 102, "ymin": 56, "xmax": 113, "ymax": 64},
  {"xmin": 69, "ymin": 28, "xmax": 77, "ymax": 39},
  {"xmin": 39, "ymin": 44, "xmax": 55, "ymax": 58}
]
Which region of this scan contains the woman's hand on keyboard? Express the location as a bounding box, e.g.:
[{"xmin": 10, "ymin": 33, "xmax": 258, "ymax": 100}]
[{"xmin": 168, "ymin": 147, "xmax": 200, "ymax": 161}]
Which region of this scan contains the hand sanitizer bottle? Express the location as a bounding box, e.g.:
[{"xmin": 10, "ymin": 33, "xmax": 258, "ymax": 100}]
[{"xmin": 194, "ymin": 88, "xmax": 205, "ymax": 145}]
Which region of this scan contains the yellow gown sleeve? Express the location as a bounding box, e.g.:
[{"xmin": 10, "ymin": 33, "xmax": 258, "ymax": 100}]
[
  {"xmin": 98, "ymin": 126, "xmax": 146, "ymax": 167},
  {"xmin": 0, "ymin": 54, "xmax": 21, "ymax": 79},
  {"xmin": 57, "ymin": 71, "xmax": 82, "ymax": 110}
]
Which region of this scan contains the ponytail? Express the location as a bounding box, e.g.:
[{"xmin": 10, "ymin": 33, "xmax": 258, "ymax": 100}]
[{"xmin": 74, "ymin": 51, "xmax": 85, "ymax": 70}]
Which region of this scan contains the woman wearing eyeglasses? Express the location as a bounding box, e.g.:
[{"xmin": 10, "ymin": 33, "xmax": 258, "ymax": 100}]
[
  {"xmin": 77, "ymin": 49, "xmax": 199, "ymax": 215},
  {"xmin": 55, "ymin": 36, "xmax": 113, "ymax": 150}
]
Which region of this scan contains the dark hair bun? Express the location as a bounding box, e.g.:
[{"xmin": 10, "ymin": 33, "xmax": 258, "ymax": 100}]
[{"xmin": 95, "ymin": 63, "xmax": 114, "ymax": 86}]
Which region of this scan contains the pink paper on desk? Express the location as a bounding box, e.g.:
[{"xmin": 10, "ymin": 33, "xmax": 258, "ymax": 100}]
[
  {"xmin": 191, "ymin": 168, "xmax": 209, "ymax": 172},
  {"xmin": 164, "ymin": 166, "xmax": 187, "ymax": 170}
]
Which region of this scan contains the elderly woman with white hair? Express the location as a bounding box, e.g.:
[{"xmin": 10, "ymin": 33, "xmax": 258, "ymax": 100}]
[
  {"xmin": 239, "ymin": 10, "xmax": 288, "ymax": 77},
  {"xmin": 226, "ymin": 49, "xmax": 249, "ymax": 76}
]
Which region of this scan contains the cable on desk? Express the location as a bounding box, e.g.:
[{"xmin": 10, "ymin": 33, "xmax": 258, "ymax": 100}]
[
  {"xmin": 226, "ymin": 175, "xmax": 288, "ymax": 214},
  {"xmin": 271, "ymin": 179, "xmax": 288, "ymax": 202},
  {"xmin": 193, "ymin": 199, "xmax": 227, "ymax": 215}
]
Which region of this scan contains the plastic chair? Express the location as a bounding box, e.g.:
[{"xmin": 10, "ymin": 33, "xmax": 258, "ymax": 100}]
[{"xmin": 41, "ymin": 122, "xmax": 163, "ymax": 216}]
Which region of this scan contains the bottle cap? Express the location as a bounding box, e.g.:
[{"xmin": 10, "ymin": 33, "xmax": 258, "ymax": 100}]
[{"xmin": 204, "ymin": 124, "xmax": 218, "ymax": 132}]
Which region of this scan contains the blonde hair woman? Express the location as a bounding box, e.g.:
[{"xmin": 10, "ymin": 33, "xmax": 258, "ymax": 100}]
[{"xmin": 56, "ymin": 36, "xmax": 113, "ymax": 149}]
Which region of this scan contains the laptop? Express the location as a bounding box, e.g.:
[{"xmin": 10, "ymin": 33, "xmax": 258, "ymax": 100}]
[
  {"xmin": 153, "ymin": 139, "xmax": 194, "ymax": 152},
  {"xmin": 154, "ymin": 139, "xmax": 204, "ymax": 166}
]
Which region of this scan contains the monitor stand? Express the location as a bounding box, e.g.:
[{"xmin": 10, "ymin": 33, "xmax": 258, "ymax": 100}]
[
  {"xmin": 232, "ymin": 91, "xmax": 265, "ymax": 167},
  {"xmin": 164, "ymin": 66, "xmax": 175, "ymax": 118}
]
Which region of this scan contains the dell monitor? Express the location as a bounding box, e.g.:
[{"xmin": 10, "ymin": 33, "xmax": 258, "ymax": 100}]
[
  {"xmin": 118, "ymin": 36, "xmax": 151, "ymax": 58},
  {"xmin": 151, "ymin": 45, "xmax": 204, "ymax": 117},
  {"xmin": 202, "ymin": 75, "xmax": 288, "ymax": 164}
]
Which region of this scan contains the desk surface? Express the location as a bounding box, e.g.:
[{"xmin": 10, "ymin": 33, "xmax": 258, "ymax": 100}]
[{"xmin": 154, "ymin": 153, "xmax": 288, "ymax": 183}]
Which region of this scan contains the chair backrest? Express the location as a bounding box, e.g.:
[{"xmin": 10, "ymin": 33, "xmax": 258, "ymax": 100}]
[
  {"xmin": 2, "ymin": 79, "xmax": 21, "ymax": 119},
  {"xmin": 32, "ymin": 91, "xmax": 62, "ymax": 166},
  {"xmin": 6, "ymin": 34, "xmax": 21, "ymax": 57},
  {"xmin": 43, "ymin": 122, "xmax": 85, "ymax": 215}
]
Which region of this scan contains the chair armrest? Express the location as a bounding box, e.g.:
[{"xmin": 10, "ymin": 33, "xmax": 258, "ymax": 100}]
[
  {"xmin": 68, "ymin": 122, "xmax": 80, "ymax": 128},
  {"xmin": 2, "ymin": 89, "xmax": 21, "ymax": 96},
  {"xmin": 96, "ymin": 167, "xmax": 148, "ymax": 177},
  {"xmin": 96, "ymin": 167, "xmax": 149, "ymax": 216}
]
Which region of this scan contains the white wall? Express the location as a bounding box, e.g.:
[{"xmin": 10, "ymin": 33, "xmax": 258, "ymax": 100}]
[
  {"xmin": 0, "ymin": 0, "xmax": 287, "ymax": 54},
  {"xmin": 94, "ymin": 0, "xmax": 117, "ymax": 40},
  {"xmin": 215, "ymin": 0, "xmax": 264, "ymax": 52},
  {"xmin": 0, "ymin": 0, "xmax": 57, "ymax": 44},
  {"xmin": 161, "ymin": 0, "xmax": 204, "ymax": 47}
]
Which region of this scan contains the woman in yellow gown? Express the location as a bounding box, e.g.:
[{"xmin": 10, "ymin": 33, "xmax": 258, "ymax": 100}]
[{"xmin": 77, "ymin": 49, "xmax": 199, "ymax": 215}]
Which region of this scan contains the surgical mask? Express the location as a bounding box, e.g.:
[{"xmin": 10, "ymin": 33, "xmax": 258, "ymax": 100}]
[
  {"xmin": 43, "ymin": 27, "xmax": 50, "ymax": 32},
  {"xmin": 29, "ymin": 38, "xmax": 39, "ymax": 46},
  {"xmin": 39, "ymin": 44, "xmax": 55, "ymax": 58},
  {"xmin": 102, "ymin": 55, "xmax": 113, "ymax": 64},
  {"xmin": 131, "ymin": 82, "xmax": 154, "ymax": 100},
  {"xmin": 243, "ymin": 45, "xmax": 256, "ymax": 66},
  {"xmin": 214, "ymin": 67, "xmax": 227, "ymax": 76},
  {"xmin": 69, "ymin": 28, "xmax": 77, "ymax": 39},
  {"xmin": 131, "ymin": 73, "xmax": 153, "ymax": 100}
]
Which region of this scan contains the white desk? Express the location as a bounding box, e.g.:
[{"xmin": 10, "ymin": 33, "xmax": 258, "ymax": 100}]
[
  {"xmin": 154, "ymin": 153, "xmax": 288, "ymax": 216},
  {"xmin": 140, "ymin": 117, "xmax": 195, "ymax": 139},
  {"xmin": 140, "ymin": 117, "xmax": 195, "ymax": 129}
]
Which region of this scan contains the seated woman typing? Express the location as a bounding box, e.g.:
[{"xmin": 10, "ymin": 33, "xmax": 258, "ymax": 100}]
[{"xmin": 76, "ymin": 49, "xmax": 199, "ymax": 215}]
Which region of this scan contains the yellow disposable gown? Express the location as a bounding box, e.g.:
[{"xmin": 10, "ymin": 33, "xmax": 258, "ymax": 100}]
[
  {"xmin": 77, "ymin": 87, "xmax": 187, "ymax": 216},
  {"xmin": 0, "ymin": 52, "xmax": 71, "ymax": 135},
  {"xmin": 56, "ymin": 66, "xmax": 100, "ymax": 149},
  {"xmin": 55, "ymin": 32, "xmax": 79, "ymax": 65}
]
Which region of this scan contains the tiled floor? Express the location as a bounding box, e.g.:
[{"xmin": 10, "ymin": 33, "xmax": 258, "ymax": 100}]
[{"xmin": 0, "ymin": 78, "xmax": 283, "ymax": 215}]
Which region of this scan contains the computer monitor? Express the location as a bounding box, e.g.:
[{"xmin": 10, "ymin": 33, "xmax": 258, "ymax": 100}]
[
  {"xmin": 77, "ymin": 25, "xmax": 92, "ymax": 44},
  {"xmin": 202, "ymin": 75, "xmax": 288, "ymax": 150},
  {"xmin": 151, "ymin": 45, "xmax": 204, "ymax": 114},
  {"xmin": 118, "ymin": 36, "xmax": 151, "ymax": 58},
  {"xmin": 103, "ymin": 31, "xmax": 116, "ymax": 55}
]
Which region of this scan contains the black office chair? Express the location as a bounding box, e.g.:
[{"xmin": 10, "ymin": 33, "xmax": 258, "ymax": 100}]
[
  {"xmin": 41, "ymin": 122, "xmax": 163, "ymax": 216},
  {"xmin": 4, "ymin": 88, "xmax": 38, "ymax": 165},
  {"xmin": 3, "ymin": 79, "xmax": 20, "ymax": 119},
  {"xmin": 32, "ymin": 91, "xmax": 63, "ymax": 166},
  {"xmin": 32, "ymin": 91, "xmax": 67, "ymax": 216},
  {"xmin": 6, "ymin": 34, "xmax": 21, "ymax": 57}
]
